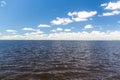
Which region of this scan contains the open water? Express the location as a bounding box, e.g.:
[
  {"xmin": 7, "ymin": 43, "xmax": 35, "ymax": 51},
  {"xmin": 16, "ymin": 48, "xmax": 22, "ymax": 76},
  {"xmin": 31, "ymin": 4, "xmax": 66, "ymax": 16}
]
[{"xmin": 0, "ymin": 40, "xmax": 120, "ymax": 80}]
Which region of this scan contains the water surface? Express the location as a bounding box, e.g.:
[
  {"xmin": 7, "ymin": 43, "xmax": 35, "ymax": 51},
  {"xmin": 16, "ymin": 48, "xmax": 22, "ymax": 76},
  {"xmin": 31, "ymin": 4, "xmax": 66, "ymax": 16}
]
[{"xmin": 0, "ymin": 40, "xmax": 120, "ymax": 80}]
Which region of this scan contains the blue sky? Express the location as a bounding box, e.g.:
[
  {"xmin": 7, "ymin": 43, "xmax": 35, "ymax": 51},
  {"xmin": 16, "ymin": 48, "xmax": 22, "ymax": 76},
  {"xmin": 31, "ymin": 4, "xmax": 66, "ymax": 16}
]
[{"xmin": 0, "ymin": 0, "xmax": 120, "ymax": 40}]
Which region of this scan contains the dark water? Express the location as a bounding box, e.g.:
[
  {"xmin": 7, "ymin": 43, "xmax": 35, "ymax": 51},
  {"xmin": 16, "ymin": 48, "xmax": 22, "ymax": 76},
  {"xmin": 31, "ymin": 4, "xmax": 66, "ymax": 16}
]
[{"xmin": 0, "ymin": 41, "xmax": 120, "ymax": 80}]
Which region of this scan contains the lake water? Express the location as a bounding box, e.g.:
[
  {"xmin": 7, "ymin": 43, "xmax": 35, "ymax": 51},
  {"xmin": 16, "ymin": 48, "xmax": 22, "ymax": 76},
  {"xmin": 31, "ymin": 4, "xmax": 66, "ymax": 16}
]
[{"xmin": 0, "ymin": 40, "xmax": 120, "ymax": 80}]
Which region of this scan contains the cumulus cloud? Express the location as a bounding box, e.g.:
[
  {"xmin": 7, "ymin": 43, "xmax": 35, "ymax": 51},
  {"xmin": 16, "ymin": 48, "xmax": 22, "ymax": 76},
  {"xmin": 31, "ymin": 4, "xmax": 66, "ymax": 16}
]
[
  {"xmin": 51, "ymin": 17, "xmax": 73, "ymax": 25},
  {"xmin": 101, "ymin": 1, "xmax": 120, "ymax": 10},
  {"xmin": 84, "ymin": 24, "xmax": 93, "ymax": 29},
  {"xmin": 1, "ymin": 31, "xmax": 120, "ymax": 40},
  {"xmin": 24, "ymin": 29, "xmax": 43, "ymax": 36},
  {"xmin": 51, "ymin": 30, "xmax": 56, "ymax": 32},
  {"xmin": 64, "ymin": 29, "xmax": 71, "ymax": 32},
  {"xmin": 101, "ymin": 3, "xmax": 107, "ymax": 7},
  {"xmin": 51, "ymin": 11, "xmax": 97, "ymax": 25},
  {"xmin": 102, "ymin": 10, "xmax": 120, "ymax": 16},
  {"xmin": 56, "ymin": 27, "xmax": 63, "ymax": 31},
  {"xmin": 51, "ymin": 27, "xmax": 63, "ymax": 32},
  {"xmin": 22, "ymin": 27, "xmax": 34, "ymax": 31},
  {"xmin": 48, "ymin": 31, "xmax": 120, "ymax": 40},
  {"xmin": 51, "ymin": 28, "xmax": 71, "ymax": 32},
  {"xmin": 68, "ymin": 11, "xmax": 97, "ymax": 22},
  {"xmin": 38, "ymin": 24, "xmax": 51, "ymax": 28},
  {"xmin": 1, "ymin": 0, "xmax": 6, "ymax": 7},
  {"xmin": 101, "ymin": 0, "xmax": 120, "ymax": 16},
  {"xmin": 6, "ymin": 29, "xmax": 17, "ymax": 34}
]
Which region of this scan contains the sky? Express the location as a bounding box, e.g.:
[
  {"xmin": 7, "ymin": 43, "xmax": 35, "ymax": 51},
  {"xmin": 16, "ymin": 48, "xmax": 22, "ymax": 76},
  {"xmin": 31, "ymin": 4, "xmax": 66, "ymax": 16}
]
[{"xmin": 0, "ymin": 0, "xmax": 120, "ymax": 40}]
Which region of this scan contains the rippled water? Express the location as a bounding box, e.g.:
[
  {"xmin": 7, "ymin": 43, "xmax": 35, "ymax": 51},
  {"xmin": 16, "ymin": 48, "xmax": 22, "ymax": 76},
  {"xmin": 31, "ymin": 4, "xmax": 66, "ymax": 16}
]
[{"xmin": 0, "ymin": 41, "xmax": 120, "ymax": 80}]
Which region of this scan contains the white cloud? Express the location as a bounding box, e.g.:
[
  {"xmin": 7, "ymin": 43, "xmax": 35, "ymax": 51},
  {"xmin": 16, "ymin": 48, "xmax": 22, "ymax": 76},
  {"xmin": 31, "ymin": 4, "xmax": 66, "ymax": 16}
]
[
  {"xmin": 64, "ymin": 29, "xmax": 71, "ymax": 32},
  {"xmin": 51, "ymin": 17, "xmax": 73, "ymax": 25},
  {"xmin": 51, "ymin": 29, "xmax": 57, "ymax": 32},
  {"xmin": 36, "ymin": 31, "xmax": 120, "ymax": 40},
  {"xmin": 102, "ymin": 10, "xmax": 120, "ymax": 16},
  {"xmin": 84, "ymin": 24, "xmax": 93, "ymax": 29},
  {"xmin": 24, "ymin": 29, "xmax": 43, "ymax": 36},
  {"xmin": 50, "ymin": 11, "xmax": 97, "ymax": 25},
  {"xmin": 102, "ymin": 1, "xmax": 120, "ymax": 10},
  {"xmin": 51, "ymin": 27, "xmax": 63, "ymax": 32},
  {"xmin": 6, "ymin": 29, "xmax": 17, "ymax": 34},
  {"xmin": 56, "ymin": 27, "xmax": 63, "ymax": 31},
  {"xmin": 38, "ymin": 24, "xmax": 51, "ymax": 28},
  {"xmin": 1, "ymin": 1, "xmax": 6, "ymax": 7},
  {"xmin": 101, "ymin": 3, "xmax": 107, "ymax": 7},
  {"xmin": 101, "ymin": 1, "xmax": 120, "ymax": 16},
  {"xmin": 68, "ymin": 11, "xmax": 97, "ymax": 22},
  {"xmin": 1, "ymin": 31, "xmax": 120, "ymax": 40},
  {"xmin": 51, "ymin": 28, "xmax": 71, "ymax": 32},
  {"xmin": 22, "ymin": 27, "xmax": 34, "ymax": 31}
]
